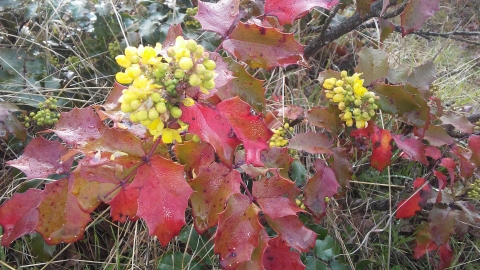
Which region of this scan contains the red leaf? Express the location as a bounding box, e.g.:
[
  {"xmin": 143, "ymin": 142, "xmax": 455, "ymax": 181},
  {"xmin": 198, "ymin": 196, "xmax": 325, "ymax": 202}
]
[
  {"xmin": 215, "ymin": 194, "xmax": 265, "ymax": 269},
  {"xmin": 195, "ymin": 0, "xmax": 240, "ymax": 37},
  {"xmin": 438, "ymin": 243, "xmax": 453, "ymax": 270},
  {"xmin": 370, "ymin": 125, "xmax": 393, "ymax": 172},
  {"xmin": 70, "ymin": 168, "xmax": 111, "ymax": 213},
  {"xmin": 52, "ymin": 108, "xmax": 106, "ymax": 146},
  {"xmin": 0, "ymin": 189, "xmax": 43, "ymax": 246},
  {"xmin": 266, "ymin": 215, "xmax": 316, "ymax": 252},
  {"xmin": 0, "ymin": 102, "xmax": 26, "ymax": 141},
  {"xmin": 440, "ymin": 111, "xmax": 475, "ymax": 134},
  {"xmin": 260, "ymin": 147, "xmax": 294, "ymax": 178},
  {"xmin": 174, "ymin": 140, "xmax": 215, "ymax": 174},
  {"xmin": 162, "ymin": 24, "xmax": 183, "ymax": 48},
  {"xmin": 215, "ymin": 57, "xmax": 265, "ymax": 112},
  {"xmin": 237, "ymin": 230, "xmax": 270, "ymax": 270},
  {"xmin": 262, "ymin": 237, "xmax": 306, "ymax": 270},
  {"xmin": 222, "ymin": 22, "xmax": 307, "ymax": 69},
  {"xmin": 413, "ymin": 223, "xmax": 437, "ymax": 259},
  {"xmin": 468, "ymin": 135, "xmax": 480, "ymax": 167},
  {"xmin": 180, "ymin": 101, "xmax": 242, "ymax": 167},
  {"xmin": 7, "ymin": 137, "xmax": 72, "ymax": 180},
  {"xmin": 83, "ymin": 128, "xmax": 147, "ymax": 157},
  {"xmin": 264, "ymin": 0, "xmax": 338, "ymax": 26},
  {"xmin": 451, "ymin": 145, "xmax": 475, "ymax": 179},
  {"xmin": 189, "ymin": 163, "xmax": 242, "ymax": 234},
  {"xmin": 396, "ymin": 178, "xmax": 431, "ymax": 219},
  {"xmin": 440, "ymin": 158, "xmax": 456, "ymax": 183},
  {"xmin": 36, "ymin": 177, "xmax": 91, "ymax": 245},
  {"xmin": 288, "ymin": 132, "xmax": 333, "ymax": 155},
  {"xmin": 216, "ymin": 97, "xmax": 273, "ymax": 166},
  {"xmin": 304, "ymin": 160, "xmax": 340, "ymax": 218},
  {"xmin": 128, "ymin": 156, "xmax": 192, "ymax": 246},
  {"xmin": 392, "ymin": 135, "xmax": 428, "ymax": 166},
  {"xmin": 400, "ymin": 0, "xmax": 439, "ymax": 36},
  {"xmin": 428, "ymin": 205, "xmax": 459, "ymax": 245},
  {"xmin": 433, "ymin": 170, "xmax": 448, "ymax": 190},
  {"xmin": 253, "ymin": 170, "xmax": 301, "ymax": 220},
  {"xmin": 425, "ymin": 146, "xmax": 441, "ymax": 160},
  {"xmin": 107, "ymin": 185, "xmax": 139, "ymax": 223},
  {"xmin": 101, "ymin": 82, "xmax": 125, "ymax": 111},
  {"xmin": 331, "ymin": 148, "xmax": 352, "ymax": 188},
  {"xmin": 306, "ymin": 107, "xmax": 343, "ymax": 135}
]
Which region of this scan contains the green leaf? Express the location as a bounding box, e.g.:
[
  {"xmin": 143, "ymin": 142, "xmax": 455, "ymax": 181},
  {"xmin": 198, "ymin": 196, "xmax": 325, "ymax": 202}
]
[
  {"xmin": 305, "ymin": 256, "xmax": 328, "ymax": 270},
  {"xmin": 157, "ymin": 251, "xmax": 202, "ymax": 270},
  {"xmin": 290, "ymin": 159, "xmax": 308, "ymax": 186},
  {"xmin": 314, "ymin": 236, "xmax": 336, "ymax": 261},
  {"xmin": 30, "ymin": 233, "xmax": 56, "ymax": 262},
  {"xmin": 355, "ymin": 47, "xmax": 389, "ymax": 85},
  {"xmin": 178, "ymin": 225, "xmax": 214, "ymax": 266},
  {"xmin": 330, "ymin": 260, "xmax": 349, "ymax": 270}
]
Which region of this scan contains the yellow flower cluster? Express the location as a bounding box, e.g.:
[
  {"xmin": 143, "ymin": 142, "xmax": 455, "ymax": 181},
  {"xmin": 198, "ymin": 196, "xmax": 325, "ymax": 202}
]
[
  {"xmin": 114, "ymin": 37, "xmax": 216, "ymax": 144},
  {"xmin": 468, "ymin": 179, "xmax": 480, "ymax": 200},
  {"xmin": 269, "ymin": 123, "xmax": 294, "ymax": 147},
  {"xmin": 323, "ymin": 71, "xmax": 379, "ymax": 129}
]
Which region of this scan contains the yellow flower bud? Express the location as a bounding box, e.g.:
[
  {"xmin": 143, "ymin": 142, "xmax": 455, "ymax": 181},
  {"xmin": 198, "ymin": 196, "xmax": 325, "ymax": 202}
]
[
  {"xmin": 133, "ymin": 75, "xmax": 151, "ymax": 89},
  {"xmin": 343, "ymin": 111, "xmax": 352, "ymax": 120},
  {"xmin": 115, "ymin": 55, "xmax": 131, "ymax": 68},
  {"xmin": 333, "ymin": 87, "xmax": 344, "ymax": 94},
  {"xmin": 323, "ymin": 78, "xmax": 336, "ymax": 90},
  {"xmin": 338, "ymin": 102, "xmax": 346, "ymax": 111},
  {"xmin": 332, "ymin": 94, "xmax": 344, "ymax": 103},
  {"xmin": 175, "ymin": 36, "xmax": 186, "ymax": 48},
  {"xmin": 325, "ymin": 92, "xmax": 334, "ymax": 99},
  {"xmin": 116, "ymin": 72, "xmax": 133, "ymax": 84},
  {"xmin": 353, "ymin": 84, "xmax": 367, "ymax": 97},
  {"xmin": 125, "ymin": 46, "xmax": 138, "ymax": 59},
  {"xmin": 140, "ymin": 46, "xmax": 156, "ymax": 62},
  {"xmin": 356, "ymin": 120, "xmax": 365, "ymax": 129},
  {"xmin": 154, "ymin": 43, "xmax": 163, "ymax": 54},
  {"xmin": 335, "ymin": 80, "xmax": 344, "ymax": 87},
  {"xmin": 345, "ymin": 119, "xmax": 353, "ymax": 127},
  {"xmin": 341, "ymin": 71, "xmax": 348, "ymax": 78},
  {"xmin": 125, "ymin": 64, "xmax": 141, "ymax": 78},
  {"xmin": 182, "ymin": 97, "xmax": 195, "ymax": 107}
]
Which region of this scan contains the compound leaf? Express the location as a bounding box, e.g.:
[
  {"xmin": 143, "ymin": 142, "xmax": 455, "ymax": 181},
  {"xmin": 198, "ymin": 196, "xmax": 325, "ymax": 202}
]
[
  {"xmin": 128, "ymin": 155, "xmax": 192, "ymax": 246},
  {"xmin": 262, "ymin": 237, "xmax": 306, "ymax": 269},
  {"xmin": 304, "ymin": 160, "xmax": 340, "ymax": 218},
  {"xmin": 264, "ymin": 0, "xmax": 338, "ymax": 26},
  {"xmin": 52, "ymin": 108, "xmax": 106, "ymax": 147},
  {"xmin": 181, "ymin": 101, "xmax": 242, "ymax": 167},
  {"xmin": 0, "ymin": 189, "xmax": 43, "ymax": 246},
  {"xmin": 370, "ymin": 125, "xmax": 393, "ymax": 172},
  {"xmin": 253, "ymin": 170, "xmax": 301, "ymax": 220},
  {"xmin": 189, "ymin": 163, "xmax": 242, "ymax": 234},
  {"xmin": 266, "ymin": 215, "xmax": 316, "ymax": 252},
  {"xmin": 288, "ymin": 132, "xmax": 333, "ymax": 155},
  {"xmin": 355, "ymin": 47, "xmax": 389, "ymax": 85},
  {"xmin": 195, "ymin": 0, "xmax": 240, "ymax": 37},
  {"xmin": 215, "ymin": 194, "xmax": 265, "ymax": 269},
  {"xmin": 174, "ymin": 140, "xmax": 216, "ymax": 174},
  {"xmin": 36, "ymin": 176, "xmax": 91, "ymax": 245},
  {"xmin": 217, "ymin": 97, "xmax": 273, "ymax": 166},
  {"xmin": 396, "ymin": 178, "xmax": 431, "ymax": 219},
  {"xmin": 401, "ymin": 0, "xmax": 439, "ymax": 36},
  {"xmin": 7, "ymin": 137, "xmax": 72, "ymax": 180},
  {"xmin": 222, "ymin": 22, "xmax": 306, "ymax": 69}
]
